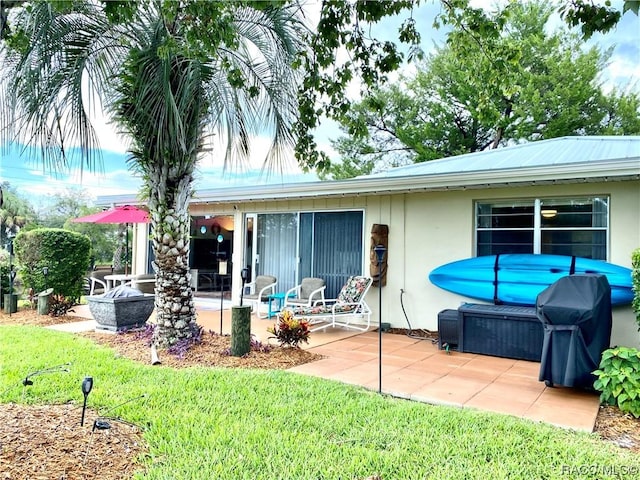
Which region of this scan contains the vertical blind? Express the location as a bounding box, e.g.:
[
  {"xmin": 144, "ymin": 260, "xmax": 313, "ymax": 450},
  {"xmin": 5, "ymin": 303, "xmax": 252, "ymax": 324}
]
[{"xmin": 256, "ymin": 211, "xmax": 364, "ymax": 298}]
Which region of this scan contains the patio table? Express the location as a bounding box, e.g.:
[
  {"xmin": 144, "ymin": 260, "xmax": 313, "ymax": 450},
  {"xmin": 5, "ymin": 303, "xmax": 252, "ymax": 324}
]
[
  {"xmin": 104, "ymin": 274, "xmax": 136, "ymax": 291},
  {"xmin": 267, "ymin": 292, "xmax": 295, "ymax": 318}
]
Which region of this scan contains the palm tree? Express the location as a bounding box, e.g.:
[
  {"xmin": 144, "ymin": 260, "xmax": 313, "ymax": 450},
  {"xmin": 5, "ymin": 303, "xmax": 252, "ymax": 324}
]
[
  {"xmin": 1, "ymin": 1, "xmax": 306, "ymax": 347},
  {"xmin": 0, "ymin": 183, "xmax": 35, "ymax": 247}
]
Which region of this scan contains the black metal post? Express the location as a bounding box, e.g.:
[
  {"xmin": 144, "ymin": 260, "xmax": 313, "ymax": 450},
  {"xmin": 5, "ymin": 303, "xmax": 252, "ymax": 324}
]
[
  {"xmin": 220, "ymin": 276, "xmax": 224, "ymax": 334},
  {"xmin": 43, "ymin": 266, "xmax": 49, "ymax": 291},
  {"xmin": 7, "ymin": 235, "xmax": 15, "ymax": 316},
  {"xmin": 240, "ymin": 268, "xmax": 249, "ymax": 306},
  {"xmin": 373, "ymin": 244, "xmax": 387, "ymax": 394},
  {"xmin": 217, "ymin": 234, "xmax": 224, "ymax": 335}
]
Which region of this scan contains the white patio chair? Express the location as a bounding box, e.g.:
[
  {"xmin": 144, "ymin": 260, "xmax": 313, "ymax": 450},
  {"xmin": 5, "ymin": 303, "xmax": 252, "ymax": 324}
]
[
  {"xmin": 284, "ymin": 277, "xmax": 326, "ymax": 308},
  {"xmin": 244, "ymin": 275, "xmax": 277, "ymax": 318}
]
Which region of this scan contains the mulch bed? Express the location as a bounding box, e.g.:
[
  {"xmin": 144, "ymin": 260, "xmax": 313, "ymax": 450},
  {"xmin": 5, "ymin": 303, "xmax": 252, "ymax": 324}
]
[{"xmin": 0, "ymin": 307, "xmax": 638, "ymax": 479}]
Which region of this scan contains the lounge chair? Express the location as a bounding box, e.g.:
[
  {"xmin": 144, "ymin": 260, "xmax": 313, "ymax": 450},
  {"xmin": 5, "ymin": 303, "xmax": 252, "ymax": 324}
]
[
  {"xmin": 283, "ymin": 275, "xmax": 372, "ymax": 332},
  {"xmin": 284, "ymin": 277, "xmax": 326, "ymax": 308},
  {"xmin": 244, "ymin": 275, "xmax": 277, "ymax": 318}
]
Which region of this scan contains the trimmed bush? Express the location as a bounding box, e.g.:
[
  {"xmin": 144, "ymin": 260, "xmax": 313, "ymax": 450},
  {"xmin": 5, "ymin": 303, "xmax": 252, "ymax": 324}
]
[
  {"xmin": 13, "ymin": 228, "xmax": 91, "ymax": 301},
  {"xmin": 1, "ymin": 248, "xmax": 11, "ymax": 308}
]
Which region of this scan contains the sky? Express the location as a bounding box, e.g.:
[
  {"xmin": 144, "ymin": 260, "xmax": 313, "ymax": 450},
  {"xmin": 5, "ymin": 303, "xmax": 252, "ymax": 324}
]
[{"xmin": 0, "ymin": 0, "xmax": 638, "ymax": 207}]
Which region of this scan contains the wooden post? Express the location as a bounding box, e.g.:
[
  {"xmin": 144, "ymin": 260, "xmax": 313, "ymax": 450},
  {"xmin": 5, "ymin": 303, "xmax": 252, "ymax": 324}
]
[{"xmin": 231, "ymin": 305, "xmax": 252, "ymax": 356}]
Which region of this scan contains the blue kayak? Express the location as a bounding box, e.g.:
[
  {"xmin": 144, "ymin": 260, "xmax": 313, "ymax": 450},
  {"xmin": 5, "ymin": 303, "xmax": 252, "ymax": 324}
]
[{"xmin": 428, "ymin": 254, "xmax": 634, "ymax": 306}]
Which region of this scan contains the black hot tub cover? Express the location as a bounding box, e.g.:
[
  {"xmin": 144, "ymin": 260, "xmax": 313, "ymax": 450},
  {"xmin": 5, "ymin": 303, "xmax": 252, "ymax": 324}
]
[{"xmin": 536, "ymin": 274, "xmax": 612, "ymax": 389}]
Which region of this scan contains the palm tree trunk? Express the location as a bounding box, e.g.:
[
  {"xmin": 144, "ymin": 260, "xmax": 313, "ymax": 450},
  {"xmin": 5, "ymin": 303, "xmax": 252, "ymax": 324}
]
[{"xmin": 147, "ymin": 165, "xmax": 197, "ymax": 348}]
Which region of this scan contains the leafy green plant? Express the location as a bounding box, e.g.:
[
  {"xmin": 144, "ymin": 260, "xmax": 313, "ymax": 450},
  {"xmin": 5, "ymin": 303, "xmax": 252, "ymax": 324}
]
[
  {"xmin": 593, "ymin": 347, "xmax": 640, "ymax": 418},
  {"xmin": 268, "ymin": 310, "xmax": 310, "ymax": 348},
  {"xmin": 632, "ymin": 248, "xmax": 640, "ymax": 331}
]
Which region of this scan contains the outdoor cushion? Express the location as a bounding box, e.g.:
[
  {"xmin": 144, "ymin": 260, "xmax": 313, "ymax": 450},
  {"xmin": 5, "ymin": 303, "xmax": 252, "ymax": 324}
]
[
  {"xmin": 244, "ymin": 275, "xmax": 277, "ymax": 302},
  {"xmin": 337, "ymin": 276, "xmax": 371, "ymax": 303}
]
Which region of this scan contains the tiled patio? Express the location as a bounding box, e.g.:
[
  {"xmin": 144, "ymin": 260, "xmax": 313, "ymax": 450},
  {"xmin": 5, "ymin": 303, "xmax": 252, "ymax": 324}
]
[
  {"xmin": 63, "ymin": 298, "xmax": 601, "ymax": 433},
  {"xmin": 287, "ymin": 331, "xmax": 600, "ymax": 432}
]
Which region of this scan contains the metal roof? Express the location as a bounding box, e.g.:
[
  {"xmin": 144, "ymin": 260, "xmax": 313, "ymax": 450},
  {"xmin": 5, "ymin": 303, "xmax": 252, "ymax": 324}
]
[
  {"xmin": 98, "ymin": 136, "xmax": 640, "ymax": 206},
  {"xmin": 363, "ymin": 136, "xmax": 640, "ymax": 178}
]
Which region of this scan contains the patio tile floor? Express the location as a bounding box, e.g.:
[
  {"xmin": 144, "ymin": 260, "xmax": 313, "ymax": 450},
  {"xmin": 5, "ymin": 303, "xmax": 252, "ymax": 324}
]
[
  {"xmin": 288, "ymin": 330, "xmax": 601, "ymax": 432},
  {"xmin": 67, "ymin": 299, "xmax": 601, "ymax": 432}
]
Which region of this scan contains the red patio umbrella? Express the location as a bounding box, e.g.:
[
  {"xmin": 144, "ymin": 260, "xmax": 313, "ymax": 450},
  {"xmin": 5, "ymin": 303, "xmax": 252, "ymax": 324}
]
[
  {"xmin": 72, "ymin": 205, "xmax": 150, "ymax": 274},
  {"xmin": 72, "ymin": 205, "xmax": 150, "ymax": 224}
]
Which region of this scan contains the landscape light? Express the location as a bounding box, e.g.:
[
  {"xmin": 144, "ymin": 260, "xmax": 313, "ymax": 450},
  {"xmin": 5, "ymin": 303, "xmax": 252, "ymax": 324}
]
[{"xmin": 81, "ymin": 376, "xmax": 94, "ymax": 426}]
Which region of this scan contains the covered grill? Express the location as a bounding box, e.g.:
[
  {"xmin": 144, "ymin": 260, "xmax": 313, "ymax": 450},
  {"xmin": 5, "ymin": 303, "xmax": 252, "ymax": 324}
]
[{"xmin": 536, "ymin": 274, "xmax": 612, "ymax": 389}]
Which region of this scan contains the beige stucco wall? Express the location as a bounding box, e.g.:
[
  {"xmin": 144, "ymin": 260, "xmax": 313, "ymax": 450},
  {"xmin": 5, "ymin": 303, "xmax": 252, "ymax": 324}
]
[
  {"xmin": 372, "ymin": 181, "xmax": 640, "ymax": 350},
  {"xmin": 164, "ymin": 178, "xmax": 639, "ymax": 350}
]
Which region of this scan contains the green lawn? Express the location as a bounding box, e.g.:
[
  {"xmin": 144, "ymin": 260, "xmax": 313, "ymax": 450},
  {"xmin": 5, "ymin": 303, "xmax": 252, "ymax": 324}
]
[{"xmin": 1, "ymin": 325, "xmax": 638, "ymax": 479}]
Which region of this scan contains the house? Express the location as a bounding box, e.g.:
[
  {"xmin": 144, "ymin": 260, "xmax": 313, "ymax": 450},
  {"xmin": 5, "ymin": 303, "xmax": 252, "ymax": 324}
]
[{"xmin": 103, "ymin": 136, "xmax": 640, "ymax": 349}]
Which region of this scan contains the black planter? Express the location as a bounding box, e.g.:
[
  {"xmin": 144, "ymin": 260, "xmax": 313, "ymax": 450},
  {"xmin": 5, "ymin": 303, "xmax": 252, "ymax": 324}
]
[{"xmin": 3, "ymin": 294, "xmax": 18, "ymax": 314}]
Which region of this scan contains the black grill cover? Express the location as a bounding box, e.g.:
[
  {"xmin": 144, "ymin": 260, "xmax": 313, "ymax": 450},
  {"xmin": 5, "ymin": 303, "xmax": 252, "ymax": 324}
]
[{"xmin": 536, "ymin": 274, "xmax": 612, "ymax": 389}]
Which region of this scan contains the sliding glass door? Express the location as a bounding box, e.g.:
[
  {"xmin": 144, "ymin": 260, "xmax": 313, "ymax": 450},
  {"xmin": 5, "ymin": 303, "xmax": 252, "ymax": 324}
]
[
  {"xmin": 254, "ymin": 211, "xmax": 364, "ymax": 298},
  {"xmin": 256, "ymin": 213, "xmax": 298, "ymax": 294},
  {"xmin": 301, "ymin": 212, "xmax": 364, "ymax": 297}
]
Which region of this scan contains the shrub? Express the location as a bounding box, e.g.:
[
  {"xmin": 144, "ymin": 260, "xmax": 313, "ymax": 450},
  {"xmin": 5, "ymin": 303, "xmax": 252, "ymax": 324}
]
[
  {"xmin": 268, "ymin": 310, "xmax": 310, "ymax": 348},
  {"xmin": 632, "ymin": 248, "xmax": 640, "ymax": 331},
  {"xmin": 48, "ymin": 294, "xmax": 76, "ymax": 317},
  {"xmin": 167, "ymin": 324, "xmax": 204, "ymax": 358},
  {"xmin": 222, "ymin": 335, "xmax": 272, "ymax": 356},
  {"xmin": 593, "ymin": 346, "xmax": 640, "ymax": 418},
  {"xmin": 0, "ymin": 248, "xmax": 10, "ymax": 295},
  {"xmin": 13, "ymin": 228, "xmax": 91, "ymax": 301}
]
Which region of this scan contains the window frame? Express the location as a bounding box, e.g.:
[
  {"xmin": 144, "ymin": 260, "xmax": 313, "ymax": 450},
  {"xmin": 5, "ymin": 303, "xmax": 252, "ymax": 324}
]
[{"xmin": 474, "ymin": 196, "xmax": 610, "ymax": 260}]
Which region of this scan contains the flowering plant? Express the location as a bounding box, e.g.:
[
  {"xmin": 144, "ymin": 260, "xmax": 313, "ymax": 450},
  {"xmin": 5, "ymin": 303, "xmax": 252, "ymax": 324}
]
[{"xmin": 268, "ymin": 310, "xmax": 310, "ymax": 348}]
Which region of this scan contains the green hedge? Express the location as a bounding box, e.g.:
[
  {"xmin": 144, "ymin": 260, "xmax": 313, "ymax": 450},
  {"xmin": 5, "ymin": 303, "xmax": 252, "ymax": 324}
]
[
  {"xmin": 13, "ymin": 228, "xmax": 91, "ymax": 301},
  {"xmin": 633, "ymin": 248, "xmax": 640, "ymax": 331},
  {"xmin": 0, "ymin": 248, "xmax": 10, "ymax": 305}
]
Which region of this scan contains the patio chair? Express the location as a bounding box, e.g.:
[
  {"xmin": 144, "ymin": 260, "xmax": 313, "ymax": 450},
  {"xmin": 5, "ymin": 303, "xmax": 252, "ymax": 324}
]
[
  {"xmin": 86, "ymin": 267, "xmax": 112, "ymax": 295},
  {"xmin": 244, "ymin": 275, "xmax": 277, "ymax": 318},
  {"xmin": 283, "ymin": 275, "xmax": 373, "ymax": 332},
  {"xmin": 284, "ymin": 277, "xmax": 326, "ymax": 308}
]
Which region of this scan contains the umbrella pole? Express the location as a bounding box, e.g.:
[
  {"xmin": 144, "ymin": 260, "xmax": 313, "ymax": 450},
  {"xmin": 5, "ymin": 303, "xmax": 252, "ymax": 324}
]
[{"xmin": 125, "ymin": 224, "xmax": 129, "ymax": 275}]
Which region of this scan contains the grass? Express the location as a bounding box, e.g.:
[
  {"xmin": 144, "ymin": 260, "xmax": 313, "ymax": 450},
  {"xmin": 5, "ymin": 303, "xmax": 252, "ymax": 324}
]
[{"xmin": 1, "ymin": 326, "xmax": 639, "ymax": 479}]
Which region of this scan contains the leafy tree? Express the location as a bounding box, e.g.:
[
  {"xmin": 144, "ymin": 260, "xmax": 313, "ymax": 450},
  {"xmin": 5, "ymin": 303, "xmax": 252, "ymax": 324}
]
[
  {"xmin": 36, "ymin": 188, "xmax": 117, "ymax": 266},
  {"xmin": 323, "ymin": 1, "xmax": 640, "ymax": 179},
  {"xmin": 39, "ymin": 188, "xmax": 94, "ymax": 229},
  {"xmin": 1, "ymin": 1, "xmax": 305, "ymax": 347},
  {"xmin": 294, "ymin": 0, "xmax": 639, "ymax": 173},
  {"xmin": 0, "ymin": 182, "xmax": 36, "ymax": 247}
]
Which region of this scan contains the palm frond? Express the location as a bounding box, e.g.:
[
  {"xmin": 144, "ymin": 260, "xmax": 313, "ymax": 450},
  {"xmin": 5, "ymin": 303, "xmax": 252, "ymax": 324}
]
[
  {"xmin": 201, "ymin": 3, "xmax": 308, "ymax": 174},
  {"xmin": 0, "ymin": 1, "xmax": 126, "ymax": 176}
]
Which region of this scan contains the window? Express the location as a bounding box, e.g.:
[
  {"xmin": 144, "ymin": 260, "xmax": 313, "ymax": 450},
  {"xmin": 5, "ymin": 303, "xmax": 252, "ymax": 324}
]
[{"xmin": 476, "ymin": 196, "xmax": 609, "ymax": 260}]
